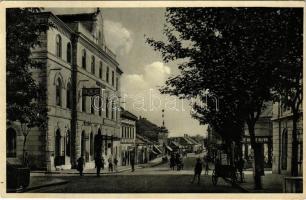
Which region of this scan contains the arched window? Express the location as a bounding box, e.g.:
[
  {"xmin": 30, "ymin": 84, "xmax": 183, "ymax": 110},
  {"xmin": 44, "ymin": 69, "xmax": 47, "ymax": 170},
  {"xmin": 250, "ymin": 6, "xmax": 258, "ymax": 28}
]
[
  {"xmin": 7, "ymin": 128, "xmax": 17, "ymax": 157},
  {"xmin": 82, "ymin": 49, "xmax": 86, "ymax": 69},
  {"xmin": 55, "ymin": 129, "xmax": 61, "ymax": 157},
  {"xmin": 66, "ymin": 43, "xmax": 72, "ymax": 63},
  {"xmin": 106, "ymin": 98, "xmax": 109, "ymax": 118},
  {"xmin": 91, "ymin": 97, "xmax": 95, "ymax": 114},
  {"xmin": 111, "ymin": 71, "xmax": 115, "ymax": 86},
  {"xmin": 91, "ymin": 56, "xmax": 95, "ymax": 75},
  {"xmin": 106, "ymin": 67, "xmax": 109, "ymax": 83},
  {"xmin": 56, "ymin": 35, "xmax": 62, "ymax": 58},
  {"xmin": 66, "ymin": 82, "xmax": 72, "ymax": 109},
  {"xmin": 81, "ymin": 131, "xmax": 86, "ymax": 157},
  {"xmin": 56, "ymin": 78, "xmax": 62, "ymax": 106},
  {"xmin": 99, "ymin": 61, "xmax": 103, "ymax": 79},
  {"xmin": 281, "ymin": 129, "xmax": 288, "ymax": 170},
  {"xmin": 82, "ymin": 89, "xmax": 86, "ymax": 112},
  {"xmin": 99, "ymin": 97, "xmax": 102, "ymax": 116},
  {"xmin": 66, "ymin": 130, "xmax": 70, "ymax": 157}
]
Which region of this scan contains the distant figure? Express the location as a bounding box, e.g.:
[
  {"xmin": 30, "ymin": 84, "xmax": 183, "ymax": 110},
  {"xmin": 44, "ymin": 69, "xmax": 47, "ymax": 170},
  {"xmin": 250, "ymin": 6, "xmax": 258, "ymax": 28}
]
[
  {"xmin": 236, "ymin": 157, "xmax": 245, "ymax": 182},
  {"xmin": 191, "ymin": 158, "xmax": 202, "ymax": 184},
  {"xmin": 204, "ymin": 157, "xmax": 209, "ymax": 175},
  {"xmin": 101, "ymin": 156, "xmax": 105, "ymax": 170},
  {"xmin": 175, "ymin": 153, "xmax": 181, "ymax": 170},
  {"xmin": 108, "ymin": 156, "xmax": 113, "ymax": 172},
  {"xmin": 95, "ymin": 154, "xmax": 103, "ymax": 177},
  {"xmin": 130, "ymin": 153, "xmax": 135, "ymax": 172},
  {"xmin": 114, "ymin": 157, "xmax": 118, "ymax": 172},
  {"xmin": 77, "ymin": 156, "xmax": 85, "ymax": 176},
  {"xmin": 170, "ymin": 154, "xmax": 175, "ymax": 170}
]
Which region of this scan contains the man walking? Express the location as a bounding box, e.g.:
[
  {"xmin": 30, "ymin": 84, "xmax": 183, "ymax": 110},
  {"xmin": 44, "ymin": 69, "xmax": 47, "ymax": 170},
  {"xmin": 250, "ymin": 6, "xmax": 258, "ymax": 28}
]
[
  {"xmin": 130, "ymin": 152, "xmax": 135, "ymax": 172},
  {"xmin": 191, "ymin": 158, "xmax": 202, "ymax": 185},
  {"xmin": 108, "ymin": 156, "xmax": 113, "ymax": 172},
  {"xmin": 95, "ymin": 154, "xmax": 103, "ymax": 177},
  {"xmin": 77, "ymin": 156, "xmax": 85, "ymax": 176},
  {"xmin": 114, "ymin": 157, "xmax": 118, "ymax": 172}
]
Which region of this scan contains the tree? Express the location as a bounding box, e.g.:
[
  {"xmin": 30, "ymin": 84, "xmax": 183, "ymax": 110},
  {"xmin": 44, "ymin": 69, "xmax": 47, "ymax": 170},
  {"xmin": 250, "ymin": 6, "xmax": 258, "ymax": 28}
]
[
  {"xmin": 6, "ymin": 8, "xmax": 49, "ymax": 163},
  {"xmin": 146, "ymin": 8, "xmax": 301, "ymax": 189}
]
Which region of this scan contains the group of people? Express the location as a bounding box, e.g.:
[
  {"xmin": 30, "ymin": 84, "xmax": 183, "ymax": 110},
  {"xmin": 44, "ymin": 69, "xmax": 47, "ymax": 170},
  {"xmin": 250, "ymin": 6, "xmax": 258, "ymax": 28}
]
[
  {"xmin": 169, "ymin": 153, "xmax": 184, "ymax": 171},
  {"xmin": 76, "ymin": 155, "xmax": 121, "ymax": 177}
]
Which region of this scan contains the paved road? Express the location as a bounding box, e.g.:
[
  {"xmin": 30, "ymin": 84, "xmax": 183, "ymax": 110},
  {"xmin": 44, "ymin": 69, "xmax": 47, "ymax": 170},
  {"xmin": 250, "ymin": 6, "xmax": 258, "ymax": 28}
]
[{"xmin": 27, "ymin": 156, "xmax": 244, "ymax": 193}]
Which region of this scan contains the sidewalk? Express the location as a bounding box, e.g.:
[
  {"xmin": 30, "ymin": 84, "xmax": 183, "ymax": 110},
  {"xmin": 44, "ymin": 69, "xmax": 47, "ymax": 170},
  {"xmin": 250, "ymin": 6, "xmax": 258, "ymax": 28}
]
[
  {"xmin": 31, "ymin": 157, "xmax": 164, "ymax": 176},
  {"xmin": 19, "ymin": 157, "xmax": 164, "ymax": 192},
  {"xmin": 236, "ymin": 171, "xmax": 283, "ymax": 193}
]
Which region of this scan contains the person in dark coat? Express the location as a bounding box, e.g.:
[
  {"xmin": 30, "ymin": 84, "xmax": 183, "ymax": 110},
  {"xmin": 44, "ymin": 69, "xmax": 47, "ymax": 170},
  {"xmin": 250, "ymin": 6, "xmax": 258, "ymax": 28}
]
[
  {"xmin": 130, "ymin": 152, "xmax": 135, "ymax": 172},
  {"xmin": 77, "ymin": 156, "xmax": 85, "ymax": 176},
  {"xmin": 191, "ymin": 158, "xmax": 203, "ymax": 184},
  {"xmin": 114, "ymin": 157, "xmax": 118, "ymax": 172},
  {"xmin": 170, "ymin": 154, "xmax": 175, "ymax": 170},
  {"xmin": 95, "ymin": 154, "xmax": 103, "ymax": 177}
]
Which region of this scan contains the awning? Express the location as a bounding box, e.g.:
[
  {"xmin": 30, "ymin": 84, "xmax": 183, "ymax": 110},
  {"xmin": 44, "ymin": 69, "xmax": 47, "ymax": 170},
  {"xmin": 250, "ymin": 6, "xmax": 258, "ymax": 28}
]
[
  {"xmin": 149, "ymin": 149, "xmax": 159, "ymax": 155},
  {"xmin": 166, "ymin": 145, "xmax": 173, "ymax": 152},
  {"xmin": 153, "ymin": 145, "xmax": 162, "ymax": 154}
]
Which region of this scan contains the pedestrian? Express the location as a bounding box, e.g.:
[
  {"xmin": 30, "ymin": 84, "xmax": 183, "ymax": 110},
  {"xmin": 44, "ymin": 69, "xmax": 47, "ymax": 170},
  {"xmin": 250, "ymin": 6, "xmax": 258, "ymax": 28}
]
[
  {"xmin": 237, "ymin": 157, "xmax": 245, "ymax": 182},
  {"xmin": 170, "ymin": 154, "xmax": 175, "ymax": 170},
  {"xmin": 114, "ymin": 157, "xmax": 118, "ymax": 172},
  {"xmin": 204, "ymin": 157, "xmax": 209, "ymax": 175},
  {"xmin": 95, "ymin": 154, "xmax": 103, "ymax": 177},
  {"xmin": 77, "ymin": 156, "xmax": 85, "ymax": 176},
  {"xmin": 130, "ymin": 153, "xmax": 135, "ymax": 172},
  {"xmin": 101, "ymin": 156, "xmax": 105, "ymax": 170},
  {"xmin": 191, "ymin": 158, "xmax": 202, "ymax": 185},
  {"xmin": 108, "ymin": 156, "xmax": 113, "ymax": 172}
]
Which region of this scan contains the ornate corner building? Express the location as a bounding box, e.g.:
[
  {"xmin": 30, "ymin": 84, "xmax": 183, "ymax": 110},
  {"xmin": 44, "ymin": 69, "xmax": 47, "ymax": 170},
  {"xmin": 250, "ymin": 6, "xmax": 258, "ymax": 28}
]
[{"xmin": 6, "ymin": 9, "xmax": 123, "ymax": 171}]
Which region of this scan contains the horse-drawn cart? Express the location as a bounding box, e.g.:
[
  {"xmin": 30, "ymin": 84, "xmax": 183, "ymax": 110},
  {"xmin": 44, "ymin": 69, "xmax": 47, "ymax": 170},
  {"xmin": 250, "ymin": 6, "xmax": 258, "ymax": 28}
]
[{"xmin": 212, "ymin": 164, "xmax": 237, "ymax": 186}]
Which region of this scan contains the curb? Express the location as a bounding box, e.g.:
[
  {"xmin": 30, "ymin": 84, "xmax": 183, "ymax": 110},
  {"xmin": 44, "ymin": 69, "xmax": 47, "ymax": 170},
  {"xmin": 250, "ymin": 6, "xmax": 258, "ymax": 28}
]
[
  {"xmin": 223, "ymin": 178, "xmax": 249, "ymax": 193},
  {"xmin": 24, "ymin": 180, "xmax": 70, "ymax": 192},
  {"xmin": 32, "ymin": 161, "xmax": 164, "ymax": 176}
]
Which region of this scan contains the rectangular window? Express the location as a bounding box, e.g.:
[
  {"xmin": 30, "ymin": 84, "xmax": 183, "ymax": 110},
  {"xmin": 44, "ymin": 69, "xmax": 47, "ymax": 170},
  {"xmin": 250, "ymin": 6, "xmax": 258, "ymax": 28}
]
[
  {"xmin": 91, "ymin": 97, "xmax": 94, "ymax": 114},
  {"xmin": 112, "ymin": 71, "xmax": 115, "ymax": 86},
  {"xmin": 116, "ymin": 77, "xmax": 119, "ymax": 91},
  {"xmin": 106, "ymin": 67, "xmax": 109, "ymax": 83},
  {"xmin": 82, "ymin": 95, "xmax": 86, "ymax": 112}
]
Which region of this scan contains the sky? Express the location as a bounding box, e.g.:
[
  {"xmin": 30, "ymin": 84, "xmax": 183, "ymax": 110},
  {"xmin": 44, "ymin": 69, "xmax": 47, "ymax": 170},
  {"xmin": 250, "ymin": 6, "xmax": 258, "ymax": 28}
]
[{"xmin": 47, "ymin": 8, "xmax": 208, "ymax": 137}]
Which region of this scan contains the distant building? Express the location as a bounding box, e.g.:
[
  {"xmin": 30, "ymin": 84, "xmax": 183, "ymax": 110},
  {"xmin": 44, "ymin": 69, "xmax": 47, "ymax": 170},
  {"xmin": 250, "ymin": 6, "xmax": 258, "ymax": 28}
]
[
  {"xmin": 120, "ymin": 108, "xmax": 137, "ymax": 166},
  {"xmin": 136, "ymin": 117, "xmax": 160, "ymax": 142}
]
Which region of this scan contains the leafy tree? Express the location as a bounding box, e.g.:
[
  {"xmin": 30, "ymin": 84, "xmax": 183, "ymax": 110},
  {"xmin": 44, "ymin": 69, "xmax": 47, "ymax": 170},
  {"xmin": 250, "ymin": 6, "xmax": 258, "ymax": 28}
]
[
  {"xmin": 271, "ymin": 9, "xmax": 303, "ymax": 176},
  {"xmin": 6, "ymin": 8, "xmax": 49, "ymax": 163},
  {"xmin": 147, "ymin": 8, "xmax": 302, "ymax": 188}
]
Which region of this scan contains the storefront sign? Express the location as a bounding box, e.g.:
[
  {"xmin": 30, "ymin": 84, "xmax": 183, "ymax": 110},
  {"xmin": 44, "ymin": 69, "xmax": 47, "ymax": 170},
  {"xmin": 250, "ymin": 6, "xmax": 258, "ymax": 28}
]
[{"xmin": 82, "ymin": 88, "xmax": 100, "ymax": 96}]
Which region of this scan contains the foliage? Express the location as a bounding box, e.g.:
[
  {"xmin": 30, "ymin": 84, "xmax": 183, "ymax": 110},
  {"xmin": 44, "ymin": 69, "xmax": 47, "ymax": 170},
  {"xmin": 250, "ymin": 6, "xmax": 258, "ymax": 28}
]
[
  {"xmin": 147, "ymin": 7, "xmax": 303, "ymax": 185},
  {"xmin": 7, "ymin": 8, "xmax": 50, "ymax": 159}
]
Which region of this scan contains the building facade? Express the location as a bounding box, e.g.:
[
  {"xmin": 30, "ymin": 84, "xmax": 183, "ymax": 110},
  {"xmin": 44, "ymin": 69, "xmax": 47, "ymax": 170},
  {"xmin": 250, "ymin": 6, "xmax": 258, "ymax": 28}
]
[
  {"xmin": 271, "ymin": 102, "xmax": 303, "ymax": 176},
  {"xmin": 120, "ymin": 108, "xmax": 137, "ymax": 166},
  {"xmin": 6, "ymin": 9, "xmax": 123, "ymax": 171}
]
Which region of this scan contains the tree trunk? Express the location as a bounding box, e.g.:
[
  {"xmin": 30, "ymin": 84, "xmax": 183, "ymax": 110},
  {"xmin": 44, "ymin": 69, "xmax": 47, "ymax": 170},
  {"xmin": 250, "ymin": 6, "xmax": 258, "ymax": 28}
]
[
  {"xmin": 291, "ymin": 111, "xmax": 299, "ymax": 176},
  {"xmin": 248, "ymin": 125, "xmax": 262, "ymax": 189},
  {"xmin": 22, "ymin": 135, "xmax": 27, "ymax": 164}
]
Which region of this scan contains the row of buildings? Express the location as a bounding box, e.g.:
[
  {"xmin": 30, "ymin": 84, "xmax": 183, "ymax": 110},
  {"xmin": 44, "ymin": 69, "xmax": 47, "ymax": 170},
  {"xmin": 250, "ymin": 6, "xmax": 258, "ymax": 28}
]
[
  {"xmin": 6, "ymin": 9, "xmax": 168, "ymax": 171},
  {"xmin": 205, "ymin": 101, "xmax": 303, "ymax": 176}
]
